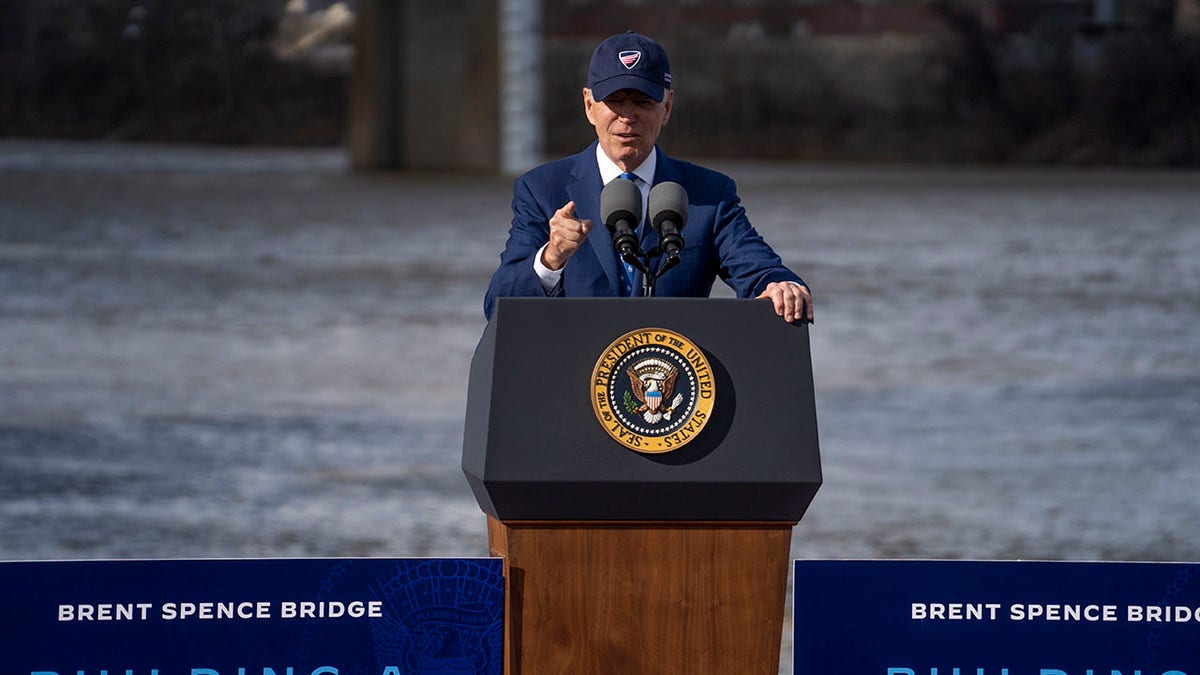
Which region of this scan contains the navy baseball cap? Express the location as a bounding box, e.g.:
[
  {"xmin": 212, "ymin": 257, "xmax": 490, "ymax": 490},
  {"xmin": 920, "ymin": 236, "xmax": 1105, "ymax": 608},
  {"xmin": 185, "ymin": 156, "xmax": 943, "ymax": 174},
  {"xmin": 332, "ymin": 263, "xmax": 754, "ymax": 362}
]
[{"xmin": 587, "ymin": 31, "xmax": 672, "ymax": 102}]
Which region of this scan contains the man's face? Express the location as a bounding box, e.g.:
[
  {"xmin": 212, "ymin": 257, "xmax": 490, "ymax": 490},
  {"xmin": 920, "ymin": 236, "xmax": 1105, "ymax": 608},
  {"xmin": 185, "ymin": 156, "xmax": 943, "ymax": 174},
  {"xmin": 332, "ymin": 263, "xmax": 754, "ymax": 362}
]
[{"xmin": 584, "ymin": 87, "xmax": 673, "ymax": 171}]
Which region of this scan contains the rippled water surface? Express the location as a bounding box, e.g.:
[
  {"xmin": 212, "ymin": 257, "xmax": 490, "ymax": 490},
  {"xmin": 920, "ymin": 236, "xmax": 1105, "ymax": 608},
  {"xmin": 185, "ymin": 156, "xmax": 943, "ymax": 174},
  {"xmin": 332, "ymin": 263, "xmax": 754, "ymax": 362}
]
[{"xmin": 2, "ymin": 141, "xmax": 1198, "ymax": 563}]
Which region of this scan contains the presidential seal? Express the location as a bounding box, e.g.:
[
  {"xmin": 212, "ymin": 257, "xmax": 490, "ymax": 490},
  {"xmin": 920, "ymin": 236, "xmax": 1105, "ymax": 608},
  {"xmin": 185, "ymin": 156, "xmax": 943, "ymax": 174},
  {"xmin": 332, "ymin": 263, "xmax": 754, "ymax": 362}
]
[{"xmin": 591, "ymin": 327, "xmax": 715, "ymax": 453}]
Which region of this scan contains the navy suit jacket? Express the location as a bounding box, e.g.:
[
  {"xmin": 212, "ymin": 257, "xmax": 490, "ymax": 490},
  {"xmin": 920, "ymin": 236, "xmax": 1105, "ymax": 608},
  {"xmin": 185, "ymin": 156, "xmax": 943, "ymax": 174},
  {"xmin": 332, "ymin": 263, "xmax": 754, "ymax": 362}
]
[{"xmin": 484, "ymin": 143, "xmax": 804, "ymax": 319}]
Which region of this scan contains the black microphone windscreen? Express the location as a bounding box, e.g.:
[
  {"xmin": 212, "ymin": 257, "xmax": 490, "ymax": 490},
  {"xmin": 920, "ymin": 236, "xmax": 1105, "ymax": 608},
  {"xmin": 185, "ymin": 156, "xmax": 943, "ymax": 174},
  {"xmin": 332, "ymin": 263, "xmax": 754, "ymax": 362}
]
[
  {"xmin": 600, "ymin": 178, "xmax": 642, "ymax": 230},
  {"xmin": 649, "ymin": 182, "xmax": 688, "ymax": 230}
]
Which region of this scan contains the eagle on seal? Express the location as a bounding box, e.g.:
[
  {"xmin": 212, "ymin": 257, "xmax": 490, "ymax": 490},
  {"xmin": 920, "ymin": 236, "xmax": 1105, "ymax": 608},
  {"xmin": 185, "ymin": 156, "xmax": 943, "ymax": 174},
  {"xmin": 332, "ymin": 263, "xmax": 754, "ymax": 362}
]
[{"xmin": 626, "ymin": 359, "xmax": 684, "ymax": 424}]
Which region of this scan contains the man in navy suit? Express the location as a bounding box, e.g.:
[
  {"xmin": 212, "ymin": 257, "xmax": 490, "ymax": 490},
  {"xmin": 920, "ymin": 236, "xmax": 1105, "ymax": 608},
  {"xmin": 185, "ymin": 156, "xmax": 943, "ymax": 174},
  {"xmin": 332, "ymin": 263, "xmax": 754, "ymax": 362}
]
[{"xmin": 484, "ymin": 32, "xmax": 812, "ymax": 324}]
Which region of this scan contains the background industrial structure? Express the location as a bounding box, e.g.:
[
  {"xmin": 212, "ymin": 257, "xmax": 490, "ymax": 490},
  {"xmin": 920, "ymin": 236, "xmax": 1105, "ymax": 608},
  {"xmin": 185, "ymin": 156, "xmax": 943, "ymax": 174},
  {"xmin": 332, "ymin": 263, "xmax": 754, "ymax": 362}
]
[{"xmin": 3, "ymin": 0, "xmax": 1198, "ymax": 169}]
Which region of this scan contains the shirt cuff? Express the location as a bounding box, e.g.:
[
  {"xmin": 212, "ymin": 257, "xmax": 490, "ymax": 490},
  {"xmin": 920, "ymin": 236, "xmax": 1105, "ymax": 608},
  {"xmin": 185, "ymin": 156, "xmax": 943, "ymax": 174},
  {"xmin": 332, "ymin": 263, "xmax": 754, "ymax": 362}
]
[{"xmin": 533, "ymin": 243, "xmax": 563, "ymax": 293}]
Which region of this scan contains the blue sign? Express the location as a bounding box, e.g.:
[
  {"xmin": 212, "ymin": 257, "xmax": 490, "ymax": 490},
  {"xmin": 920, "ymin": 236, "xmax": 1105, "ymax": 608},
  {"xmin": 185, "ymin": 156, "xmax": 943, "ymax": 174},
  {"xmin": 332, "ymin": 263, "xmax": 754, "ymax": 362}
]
[
  {"xmin": 794, "ymin": 560, "xmax": 1199, "ymax": 675},
  {"xmin": 0, "ymin": 558, "xmax": 504, "ymax": 675}
]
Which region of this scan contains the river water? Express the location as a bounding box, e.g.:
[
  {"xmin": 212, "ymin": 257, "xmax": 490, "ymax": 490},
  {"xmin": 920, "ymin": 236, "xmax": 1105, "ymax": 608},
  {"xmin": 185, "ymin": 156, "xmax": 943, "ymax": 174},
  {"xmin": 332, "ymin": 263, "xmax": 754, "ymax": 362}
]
[{"xmin": 2, "ymin": 140, "xmax": 1198, "ymax": 665}]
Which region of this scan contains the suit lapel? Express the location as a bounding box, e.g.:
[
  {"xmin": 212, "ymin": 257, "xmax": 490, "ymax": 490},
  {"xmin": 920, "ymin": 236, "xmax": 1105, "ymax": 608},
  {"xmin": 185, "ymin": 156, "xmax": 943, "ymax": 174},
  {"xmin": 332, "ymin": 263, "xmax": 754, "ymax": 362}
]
[
  {"xmin": 567, "ymin": 144, "xmax": 622, "ymax": 295},
  {"xmin": 652, "ymin": 147, "xmax": 683, "ymax": 187}
]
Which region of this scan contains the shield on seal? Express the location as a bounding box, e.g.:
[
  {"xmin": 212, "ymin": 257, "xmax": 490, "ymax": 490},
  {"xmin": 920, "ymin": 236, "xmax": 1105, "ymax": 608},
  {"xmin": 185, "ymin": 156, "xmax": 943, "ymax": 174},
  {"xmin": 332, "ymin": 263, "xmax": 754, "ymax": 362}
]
[{"xmin": 645, "ymin": 383, "xmax": 663, "ymax": 412}]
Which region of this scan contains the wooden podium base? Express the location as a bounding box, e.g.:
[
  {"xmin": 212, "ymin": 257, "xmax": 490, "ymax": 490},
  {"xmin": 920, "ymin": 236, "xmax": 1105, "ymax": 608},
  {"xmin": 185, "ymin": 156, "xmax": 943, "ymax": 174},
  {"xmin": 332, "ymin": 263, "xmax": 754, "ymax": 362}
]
[{"xmin": 487, "ymin": 516, "xmax": 795, "ymax": 675}]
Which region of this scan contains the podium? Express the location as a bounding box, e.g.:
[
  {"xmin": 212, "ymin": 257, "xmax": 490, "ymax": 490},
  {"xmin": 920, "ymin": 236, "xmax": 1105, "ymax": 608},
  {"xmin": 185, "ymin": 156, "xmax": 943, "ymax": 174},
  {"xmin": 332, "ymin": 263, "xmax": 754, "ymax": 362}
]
[{"xmin": 463, "ymin": 298, "xmax": 821, "ymax": 674}]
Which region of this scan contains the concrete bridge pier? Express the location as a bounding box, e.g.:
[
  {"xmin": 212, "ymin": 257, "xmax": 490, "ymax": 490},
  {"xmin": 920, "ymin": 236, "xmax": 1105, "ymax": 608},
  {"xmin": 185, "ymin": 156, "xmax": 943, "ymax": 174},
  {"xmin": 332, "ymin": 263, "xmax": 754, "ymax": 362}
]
[{"xmin": 348, "ymin": 0, "xmax": 543, "ymax": 174}]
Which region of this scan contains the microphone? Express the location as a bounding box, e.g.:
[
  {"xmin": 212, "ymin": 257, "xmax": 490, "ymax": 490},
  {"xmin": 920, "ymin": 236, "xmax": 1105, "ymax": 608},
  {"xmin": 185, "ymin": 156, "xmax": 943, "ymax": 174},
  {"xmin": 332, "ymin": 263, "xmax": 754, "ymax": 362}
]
[
  {"xmin": 600, "ymin": 178, "xmax": 644, "ymax": 261},
  {"xmin": 649, "ymin": 181, "xmax": 687, "ymax": 258}
]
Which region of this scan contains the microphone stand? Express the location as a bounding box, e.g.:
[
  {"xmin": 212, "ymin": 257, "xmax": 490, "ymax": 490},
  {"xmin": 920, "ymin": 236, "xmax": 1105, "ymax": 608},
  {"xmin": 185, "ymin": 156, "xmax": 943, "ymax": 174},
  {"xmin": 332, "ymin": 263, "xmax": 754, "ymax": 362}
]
[
  {"xmin": 641, "ymin": 248, "xmax": 655, "ymax": 298},
  {"xmin": 621, "ymin": 249, "xmax": 652, "ymax": 298},
  {"xmin": 640, "ymin": 247, "xmax": 681, "ymax": 297}
]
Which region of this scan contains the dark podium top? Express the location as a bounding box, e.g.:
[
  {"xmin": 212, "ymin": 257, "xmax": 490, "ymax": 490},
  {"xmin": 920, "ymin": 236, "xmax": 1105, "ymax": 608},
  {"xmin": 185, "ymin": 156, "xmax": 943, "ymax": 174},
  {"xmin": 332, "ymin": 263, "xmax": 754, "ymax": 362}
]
[{"xmin": 462, "ymin": 298, "xmax": 821, "ymax": 521}]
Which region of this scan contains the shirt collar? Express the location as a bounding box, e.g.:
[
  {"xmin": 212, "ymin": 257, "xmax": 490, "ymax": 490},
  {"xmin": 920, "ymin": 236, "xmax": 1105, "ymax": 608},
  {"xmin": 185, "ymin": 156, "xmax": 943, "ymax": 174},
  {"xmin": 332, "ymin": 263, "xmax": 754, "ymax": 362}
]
[{"xmin": 596, "ymin": 145, "xmax": 657, "ymax": 186}]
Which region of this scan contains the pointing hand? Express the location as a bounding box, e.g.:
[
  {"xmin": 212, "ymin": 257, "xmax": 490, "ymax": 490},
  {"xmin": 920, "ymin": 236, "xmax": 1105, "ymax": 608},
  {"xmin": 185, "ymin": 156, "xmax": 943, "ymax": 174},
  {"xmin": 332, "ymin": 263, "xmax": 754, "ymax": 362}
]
[{"xmin": 542, "ymin": 201, "xmax": 592, "ymax": 271}]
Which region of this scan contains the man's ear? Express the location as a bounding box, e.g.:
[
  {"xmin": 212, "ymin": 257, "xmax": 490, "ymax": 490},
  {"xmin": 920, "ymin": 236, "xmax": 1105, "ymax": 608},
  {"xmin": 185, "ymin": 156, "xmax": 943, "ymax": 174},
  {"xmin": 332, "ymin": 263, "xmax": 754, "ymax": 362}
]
[
  {"xmin": 662, "ymin": 89, "xmax": 674, "ymax": 126},
  {"xmin": 583, "ymin": 87, "xmax": 597, "ymax": 125}
]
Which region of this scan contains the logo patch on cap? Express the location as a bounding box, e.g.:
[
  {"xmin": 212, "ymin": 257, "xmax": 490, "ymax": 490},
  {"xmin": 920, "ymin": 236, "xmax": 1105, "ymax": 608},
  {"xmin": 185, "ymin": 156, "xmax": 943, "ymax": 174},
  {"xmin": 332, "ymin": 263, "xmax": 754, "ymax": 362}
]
[{"xmin": 618, "ymin": 50, "xmax": 642, "ymax": 69}]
